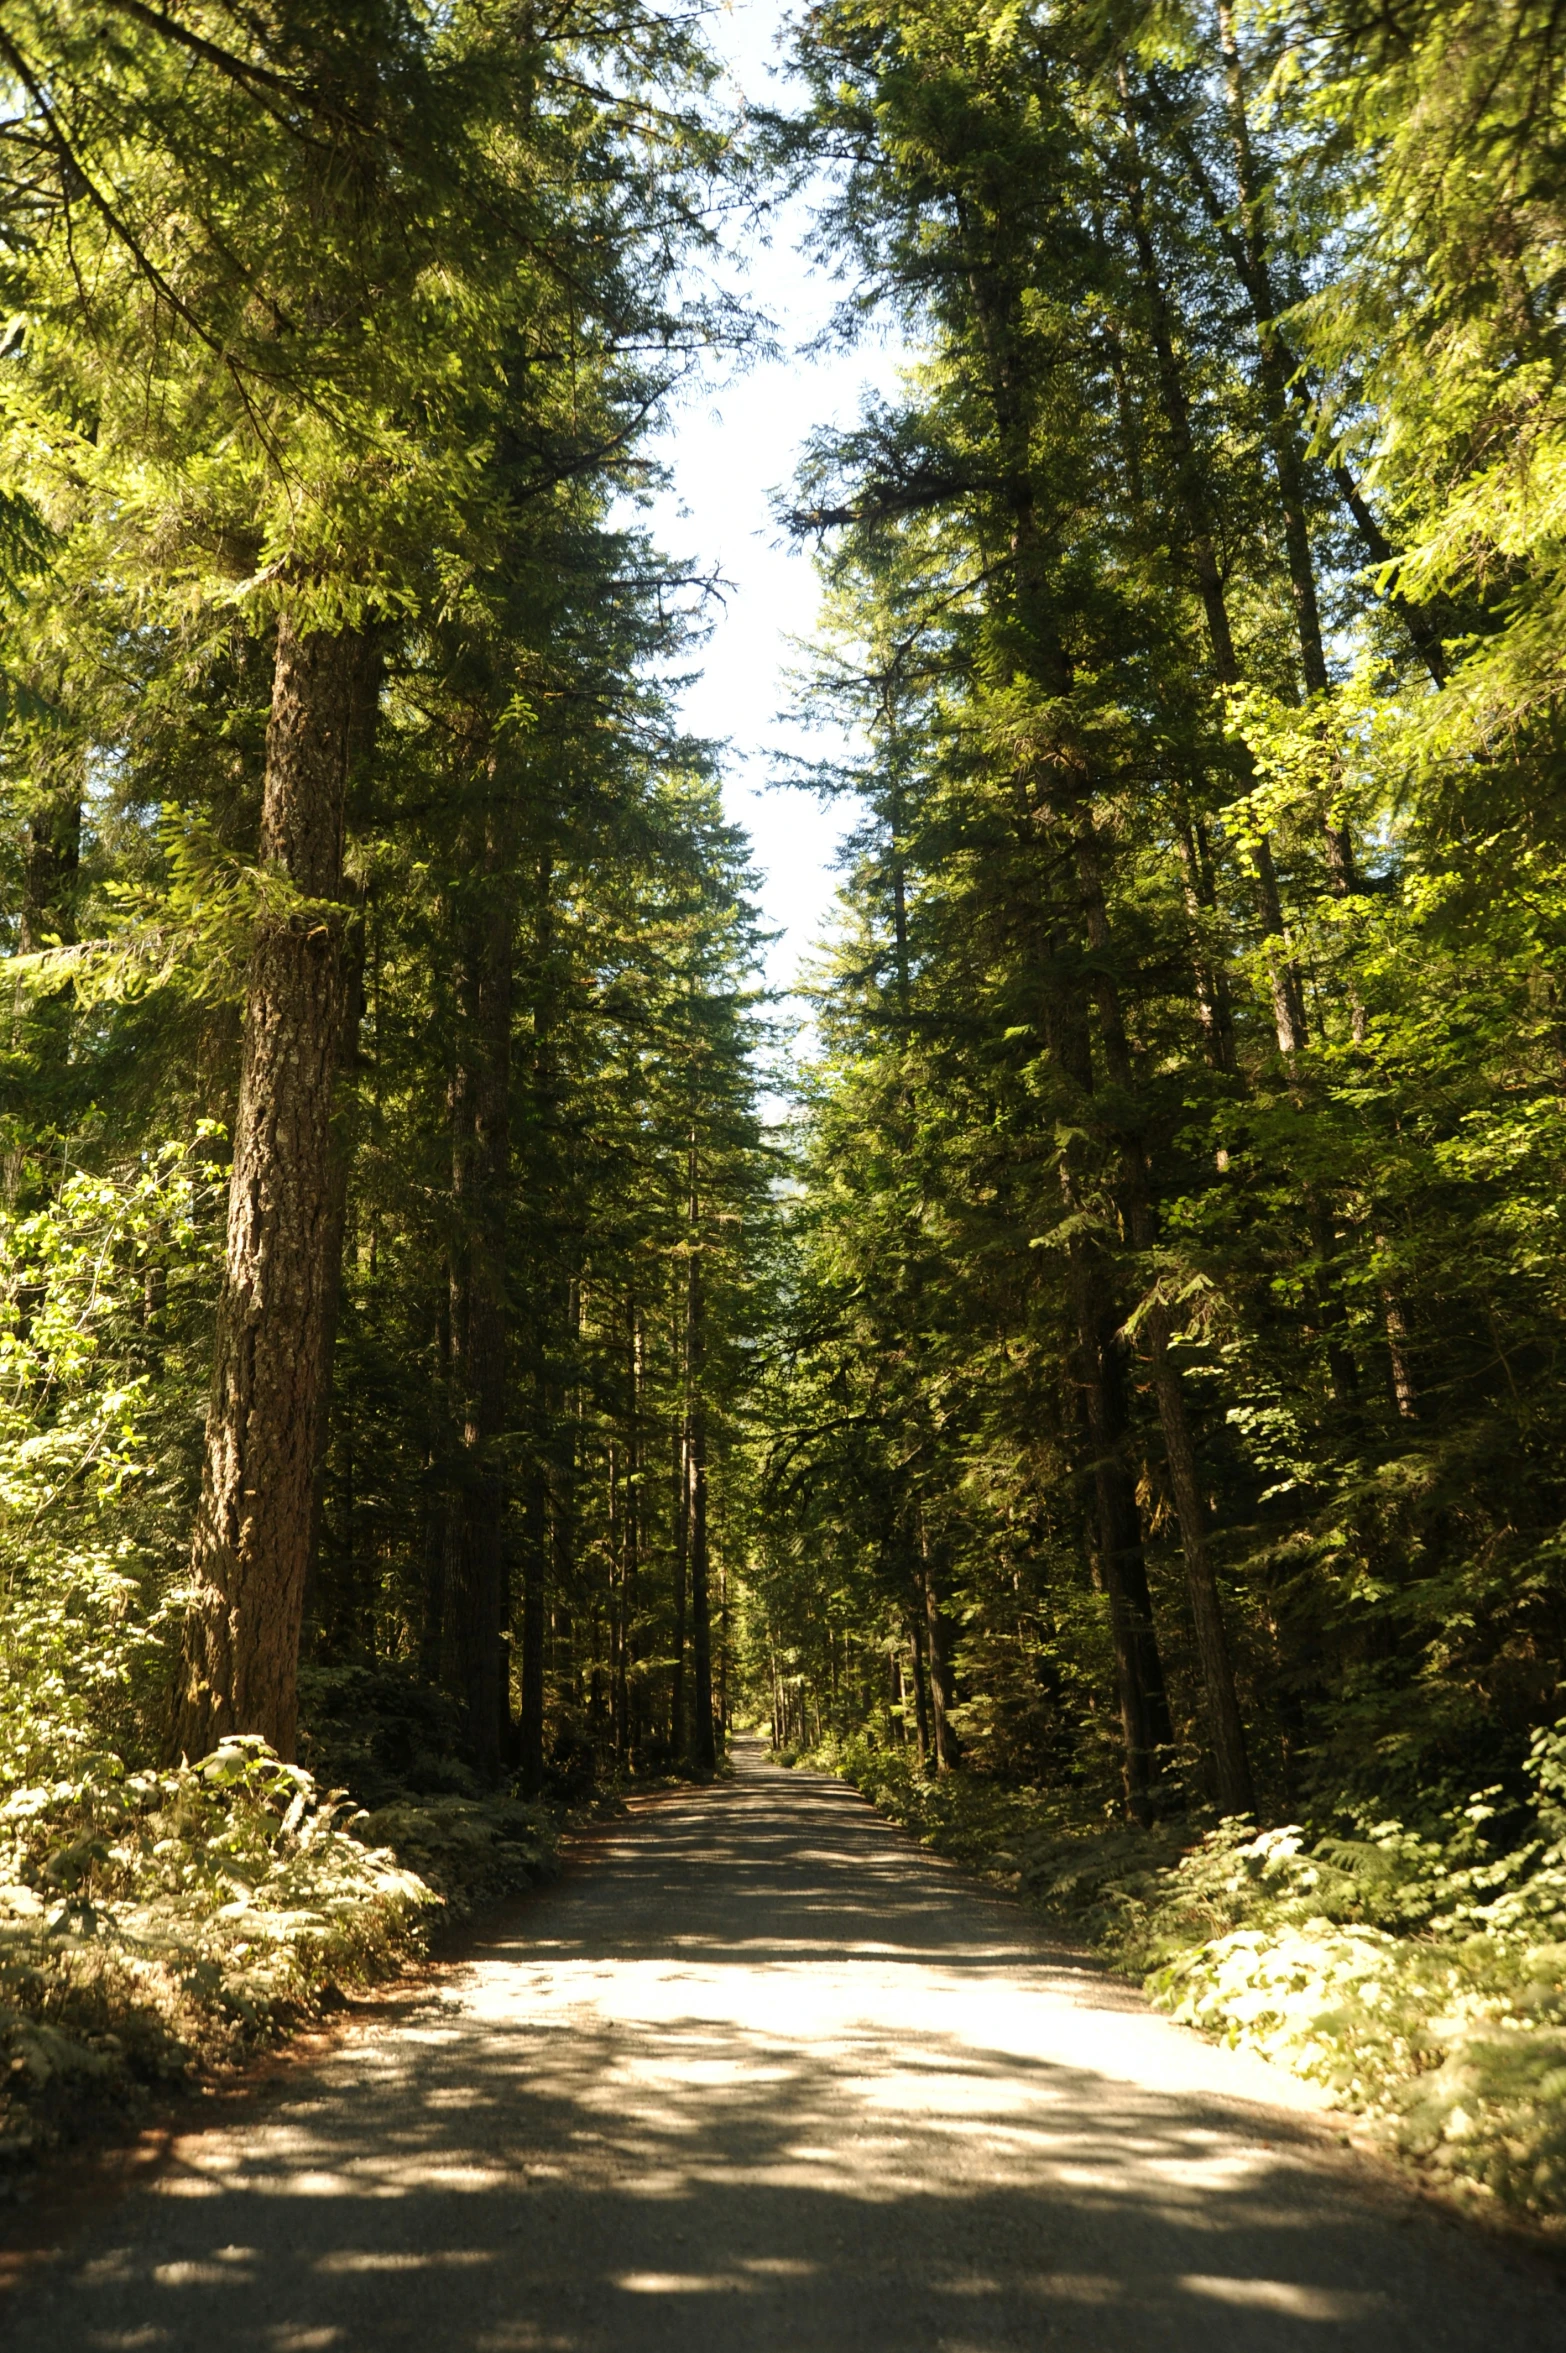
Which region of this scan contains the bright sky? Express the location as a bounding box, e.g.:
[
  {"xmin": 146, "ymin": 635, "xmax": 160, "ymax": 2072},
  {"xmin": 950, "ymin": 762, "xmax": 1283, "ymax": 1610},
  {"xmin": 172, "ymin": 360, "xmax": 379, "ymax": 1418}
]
[{"xmin": 637, "ymin": 0, "xmax": 905, "ymax": 1006}]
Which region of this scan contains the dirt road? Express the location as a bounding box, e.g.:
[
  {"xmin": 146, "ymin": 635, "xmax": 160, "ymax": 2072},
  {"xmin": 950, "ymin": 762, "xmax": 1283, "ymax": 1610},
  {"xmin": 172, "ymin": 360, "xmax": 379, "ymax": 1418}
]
[{"xmin": 5, "ymin": 1740, "xmax": 1562, "ymax": 2349}]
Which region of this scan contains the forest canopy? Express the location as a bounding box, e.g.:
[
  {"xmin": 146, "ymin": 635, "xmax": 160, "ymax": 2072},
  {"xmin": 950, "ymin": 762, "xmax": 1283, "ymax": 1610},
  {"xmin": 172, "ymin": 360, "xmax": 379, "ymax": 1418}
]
[{"xmin": 2, "ymin": 0, "xmax": 1566, "ymax": 2047}]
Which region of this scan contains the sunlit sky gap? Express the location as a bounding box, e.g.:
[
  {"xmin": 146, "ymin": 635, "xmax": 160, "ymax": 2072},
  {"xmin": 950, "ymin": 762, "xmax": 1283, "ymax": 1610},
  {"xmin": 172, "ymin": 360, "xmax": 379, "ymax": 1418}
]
[{"xmin": 637, "ymin": 0, "xmax": 907, "ymax": 1019}]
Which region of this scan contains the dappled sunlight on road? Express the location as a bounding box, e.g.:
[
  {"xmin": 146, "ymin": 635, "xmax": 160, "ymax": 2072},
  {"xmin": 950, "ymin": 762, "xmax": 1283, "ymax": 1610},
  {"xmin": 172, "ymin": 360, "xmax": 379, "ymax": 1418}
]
[{"xmin": 5, "ymin": 1744, "xmax": 1558, "ymax": 2351}]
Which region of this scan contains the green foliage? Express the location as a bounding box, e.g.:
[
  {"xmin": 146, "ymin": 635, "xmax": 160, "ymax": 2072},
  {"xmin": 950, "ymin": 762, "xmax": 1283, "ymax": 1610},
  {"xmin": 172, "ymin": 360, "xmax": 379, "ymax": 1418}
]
[
  {"xmin": 748, "ymin": 0, "xmax": 1566, "ymax": 1861},
  {"xmin": 0, "ymin": 1136, "xmax": 221, "ymax": 1784},
  {"xmin": 1146, "ymin": 1741, "xmax": 1566, "ymax": 2220},
  {"xmin": 0, "ymin": 1737, "xmax": 434, "ymax": 2165},
  {"xmin": 296, "ymin": 1662, "xmax": 560, "ymax": 1911},
  {"xmin": 0, "ymin": 1718, "xmax": 558, "ymax": 2170},
  {"xmin": 353, "ymin": 1794, "xmax": 555, "ymax": 1918},
  {"xmin": 0, "ymin": 0, "xmax": 766, "ymax": 1818},
  {"xmin": 9, "ymin": 0, "xmax": 1566, "ymax": 2233},
  {"xmin": 820, "ymin": 1733, "xmax": 1197, "ymax": 1938}
]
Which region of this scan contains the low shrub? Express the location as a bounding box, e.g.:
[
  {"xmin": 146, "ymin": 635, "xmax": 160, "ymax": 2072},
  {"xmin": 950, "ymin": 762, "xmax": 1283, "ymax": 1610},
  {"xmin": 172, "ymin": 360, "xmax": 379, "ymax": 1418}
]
[{"xmin": 0, "ymin": 1732, "xmax": 558, "ymax": 2176}]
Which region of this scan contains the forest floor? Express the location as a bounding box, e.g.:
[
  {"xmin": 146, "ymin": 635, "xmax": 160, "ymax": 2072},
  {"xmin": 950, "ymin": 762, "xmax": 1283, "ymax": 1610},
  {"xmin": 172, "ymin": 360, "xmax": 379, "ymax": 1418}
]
[{"xmin": 1, "ymin": 1739, "xmax": 1561, "ymax": 2351}]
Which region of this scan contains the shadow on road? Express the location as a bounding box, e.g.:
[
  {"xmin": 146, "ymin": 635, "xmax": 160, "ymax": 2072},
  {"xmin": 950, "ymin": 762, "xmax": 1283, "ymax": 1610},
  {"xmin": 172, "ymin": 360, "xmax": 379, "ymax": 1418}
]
[{"xmin": 7, "ymin": 1745, "xmax": 1559, "ymax": 2350}]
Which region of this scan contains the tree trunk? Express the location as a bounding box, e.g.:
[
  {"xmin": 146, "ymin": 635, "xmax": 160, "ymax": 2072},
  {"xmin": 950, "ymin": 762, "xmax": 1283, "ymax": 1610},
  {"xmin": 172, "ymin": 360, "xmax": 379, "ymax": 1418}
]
[
  {"xmin": 519, "ymin": 1446, "xmax": 548, "ymax": 1791},
  {"xmin": 1136, "ymin": 68, "xmax": 1450, "ymax": 691},
  {"xmin": 1149, "ymin": 1328, "xmax": 1253, "ymax": 1811},
  {"xmin": 553, "ymin": 1273, "xmax": 582, "ymax": 1705},
  {"xmin": 519, "ymin": 861, "xmax": 562, "ymax": 1793},
  {"xmin": 1042, "ymin": 899, "xmax": 1173, "ymax": 1818},
  {"xmin": 1123, "ymin": 248, "xmax": 1356, "ymax": 1415},
  {"xmin": 1379, "ymin": 1242, "xmax": 1419, "ymax": 1421},
  {"xmin": 681, "ymin": 1139, "xmax": 717, "ymax": 1776},
  {"xmin": 717, "ymin": 1546, "xmax": 730, "ymax": 1743},
  {"xmin": 1075, "ymin": 825, "xmax": 1252, "ymax": 1811},
  {"xmin": 419, "ymin": 1289, "xmax": 452, "ymax": 1684},
  {"xmin": 624, "ymin": 1300, "xmax": 645, "ymax": 1763},
  {"xmin": 1118, "ymin": 137, "xmax": 1310, "ymax": 1068},
  {"xmin": 1211, "ymin": 3, "xmax": 1363, "ymax": 904},
  {"xmin": 920, "ymin": 1547, "xmax": 961, "ymax": 1772},
  {"xmin": 671, "ymin": 1404, "xmax": 689, "ymax": 1761},
  {"xmin": 174, "ymin": 615, "xmax": 376, "ymax": 1761},
  {"xmin": 304, "ymin": 863, "xmax": 374, "ymax": 1658},
  {"xmin": 1176, "ymin": 816, "xmax": 1238, "ymax": 1073},
  {"xmin": 688, "ymin": 1408, "xmax": 715, "ymax": 1773},
  {"xmin": 1069, "ymin": 1269, "xmax": 1169, "ymax": 1819},
  {"xmin": 446, "ymin": 786, "xmax": 514, "ymax": 1783},
  {"xmin": 609, "ymin": 1437, "xmax": 627, "ymax": 1758},
  {"xmin": 908, "ymin": 1615, "xmax": 932, "ymax": 1765},
  {"xmin": 962, "ymin": 232, "xmax": 1174, "ymax": 1816}
]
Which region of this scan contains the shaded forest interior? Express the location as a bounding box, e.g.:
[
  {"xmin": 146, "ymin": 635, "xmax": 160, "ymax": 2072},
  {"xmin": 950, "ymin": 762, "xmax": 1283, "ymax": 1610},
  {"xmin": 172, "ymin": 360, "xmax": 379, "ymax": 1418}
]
[{"xmin": 6, "ymin": 0, "xmax": 1566, "ymax": 1865}]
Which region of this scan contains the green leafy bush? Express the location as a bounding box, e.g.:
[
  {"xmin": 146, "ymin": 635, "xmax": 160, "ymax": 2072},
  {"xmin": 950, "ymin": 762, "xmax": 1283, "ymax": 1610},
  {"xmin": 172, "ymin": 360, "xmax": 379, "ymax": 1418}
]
[
  {"xmin": 0, "ymin": 1737, "xmax": 432, "ymax": 2168},
  {"xmin": 0, "ymin": 1730, "xmax": 561, "ymax": 2173},
  {"xmin": 0, "ymin": 1136, "xmax": 221, "ymax": 1786}
]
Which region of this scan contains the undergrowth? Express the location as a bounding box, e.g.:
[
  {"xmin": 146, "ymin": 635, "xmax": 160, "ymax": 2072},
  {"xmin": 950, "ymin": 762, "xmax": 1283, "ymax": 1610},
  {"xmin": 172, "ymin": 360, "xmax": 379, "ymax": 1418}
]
[
  {"xmin": 809, "ymin": 1726, "xmax": 1566, "ymax": 2230},
  {"xmin": 0, "ymin": 1733, "xmax": 558, "ymax": 2178}
]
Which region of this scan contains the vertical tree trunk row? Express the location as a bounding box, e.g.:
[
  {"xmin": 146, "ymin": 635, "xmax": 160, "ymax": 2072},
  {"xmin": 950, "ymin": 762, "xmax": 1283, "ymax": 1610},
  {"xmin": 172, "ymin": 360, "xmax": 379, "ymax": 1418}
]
[{"xmin": 175, "ymin": 616, "xmax": 378, "ymax": 1762}]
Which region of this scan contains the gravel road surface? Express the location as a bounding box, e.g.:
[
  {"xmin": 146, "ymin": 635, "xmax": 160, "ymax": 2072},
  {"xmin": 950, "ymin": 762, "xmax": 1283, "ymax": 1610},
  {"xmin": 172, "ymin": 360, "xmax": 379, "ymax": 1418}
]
[{"xmin": 4, "ymin": 1738, "xmax": 1563, "ymax": 2350}]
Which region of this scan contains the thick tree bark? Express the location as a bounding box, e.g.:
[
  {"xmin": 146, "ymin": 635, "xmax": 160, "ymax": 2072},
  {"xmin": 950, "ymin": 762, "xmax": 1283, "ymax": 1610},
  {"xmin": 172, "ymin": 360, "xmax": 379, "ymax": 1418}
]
[{"xmin": 174, "ymin": 615, "xmax": 376, "ymax": 1762}]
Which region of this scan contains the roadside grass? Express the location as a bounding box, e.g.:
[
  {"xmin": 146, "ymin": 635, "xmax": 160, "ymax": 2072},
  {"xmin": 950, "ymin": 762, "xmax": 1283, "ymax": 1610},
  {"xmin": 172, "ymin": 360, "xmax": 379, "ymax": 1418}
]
[{"xmin": 800, "ymin": 1729, "xmax": 1566, "ymax": 2232}]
